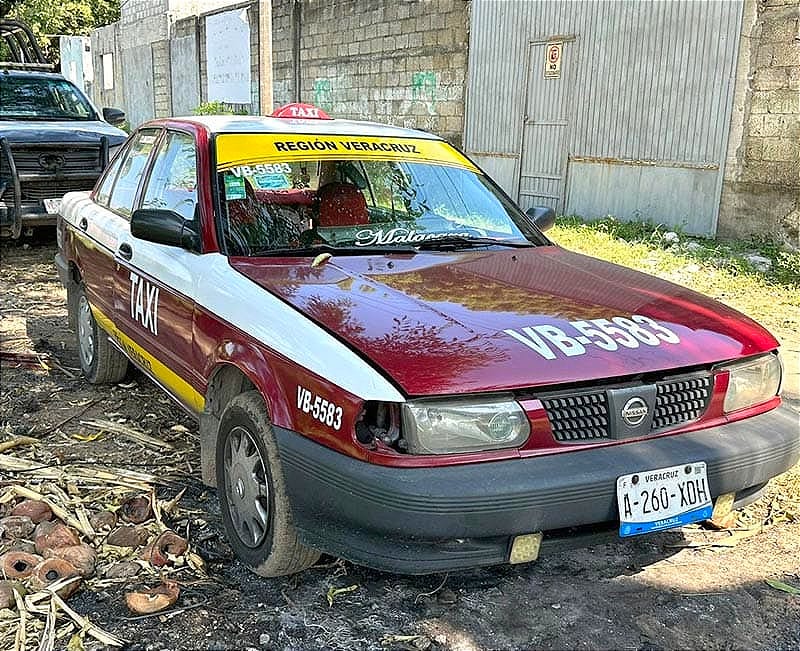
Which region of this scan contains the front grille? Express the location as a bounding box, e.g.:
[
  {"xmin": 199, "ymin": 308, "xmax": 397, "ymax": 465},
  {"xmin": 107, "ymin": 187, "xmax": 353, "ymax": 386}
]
[
  {"xmin": 21, "ymin": 179, "xmax": 94, "ymax": 200},
  {"xmin": 1, "ymin": 145, "xmax": 102, "ymax": 209},
  {"xmin": 539, "ymin": 371, "xmax": 714, "ymax": 443},
  {"xmin": 541, "ymin": 392, "xmax": 609, "ymax": 442},
  {"xmin": 4, "ymin": 145, "xmax": 103, "ymax": 174},
  {"xmin": 652, "ymin": 375, "xmax": 713, "ymax": 431}
]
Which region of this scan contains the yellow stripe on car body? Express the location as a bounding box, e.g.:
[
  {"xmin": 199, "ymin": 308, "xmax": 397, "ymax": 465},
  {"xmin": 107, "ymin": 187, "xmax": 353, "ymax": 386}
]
[{"xmin": 92, "ymin": 306, "xmax": 205, "ymax": 413}]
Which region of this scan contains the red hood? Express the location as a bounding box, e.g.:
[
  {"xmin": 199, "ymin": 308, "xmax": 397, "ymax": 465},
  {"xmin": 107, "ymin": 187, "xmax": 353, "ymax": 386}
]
[{"xmin": 230, "ymin": 247, "xmax": 778, "ymax": 396}]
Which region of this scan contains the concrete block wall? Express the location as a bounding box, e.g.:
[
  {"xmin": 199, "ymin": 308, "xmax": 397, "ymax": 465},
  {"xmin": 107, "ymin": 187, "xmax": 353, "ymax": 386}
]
[
  {"xmin": 121, "ymin": 0, "xmax": 169, "ymax": 23},
  {"xmin": 152, "ymin": 40, "xmax": 173, "ymax": 117},
  {"xmin": 90, "ymin": 23, "xmax": 125, "ymax": 112},
  {"xmin": 272, "ymin": 0, "xmax": 470, "ymax": 146},
  {"xmin": 719, "ymin": 0, "xmax": 800, "ymax": 247}
]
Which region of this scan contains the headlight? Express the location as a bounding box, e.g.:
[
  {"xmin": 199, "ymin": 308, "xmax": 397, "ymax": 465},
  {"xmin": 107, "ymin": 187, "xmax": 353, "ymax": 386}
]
[
  {"xmin": 722, "ymin": 353, "xmax": 782, "ymax": 414},
  {"xmin": 401, "ymin": 394, "xmax": 530, "ymax": 454}
]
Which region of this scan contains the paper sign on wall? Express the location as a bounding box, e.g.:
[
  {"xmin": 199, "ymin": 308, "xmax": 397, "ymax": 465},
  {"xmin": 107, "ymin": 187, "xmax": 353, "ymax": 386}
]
[
  {"xmin": 205, "ymin": 8, "xmax": 251, "ymax": 104},
  {"xmin": 544, "ymin": 42, "xmax": 563, "ymax": 79}
]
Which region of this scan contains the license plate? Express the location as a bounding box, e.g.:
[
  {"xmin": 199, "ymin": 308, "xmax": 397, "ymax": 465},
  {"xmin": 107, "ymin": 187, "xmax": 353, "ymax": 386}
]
[
  {"xmin": 43, "ymin": 198, "xmax": 62, "ymax": 214},
  {"xmin": 616, "ymin": 461, "xmax": 713, "ymax": 537}
]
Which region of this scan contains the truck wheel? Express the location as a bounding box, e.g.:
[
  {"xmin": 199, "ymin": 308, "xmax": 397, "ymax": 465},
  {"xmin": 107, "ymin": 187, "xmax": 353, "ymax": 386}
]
[
  {"xmin": 74, "ymin": 284, "xmax": 128, "ymax": 384},
  {"xmin": 216, "ymin": 391, "xmax": 320, "ymax": 577}
]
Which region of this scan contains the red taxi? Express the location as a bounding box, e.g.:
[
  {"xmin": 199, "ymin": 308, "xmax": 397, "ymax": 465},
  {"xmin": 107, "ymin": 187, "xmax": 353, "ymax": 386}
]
[{"xmin": 55, "ymin": 104, "xmax": 799, "ymax": 576}]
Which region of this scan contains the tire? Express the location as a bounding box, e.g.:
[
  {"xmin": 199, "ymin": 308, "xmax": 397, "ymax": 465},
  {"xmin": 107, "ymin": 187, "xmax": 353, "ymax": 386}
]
[
  {"xmin": 216, "ymin": 390, "xmax": 320, "ymax": 577},
  {"xmin": 73, "ymin": 283, "xmax": 129, "ymax": 384}
]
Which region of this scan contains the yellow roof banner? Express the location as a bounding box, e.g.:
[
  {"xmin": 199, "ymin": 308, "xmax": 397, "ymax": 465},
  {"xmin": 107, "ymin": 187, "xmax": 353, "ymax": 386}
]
[{"xmin": 215, "ymin": 133, "xmax": 478, "ymax": 172}]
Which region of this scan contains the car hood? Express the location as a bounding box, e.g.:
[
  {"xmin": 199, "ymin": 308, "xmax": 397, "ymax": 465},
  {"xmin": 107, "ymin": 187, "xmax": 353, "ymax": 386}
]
[
  {"xmin": 230, "ymin": 247, "xmax": 779, "ymax": 396},
  {"xmin": 0, "ymin": 121, "xmax": 127, "ymax": 145}
]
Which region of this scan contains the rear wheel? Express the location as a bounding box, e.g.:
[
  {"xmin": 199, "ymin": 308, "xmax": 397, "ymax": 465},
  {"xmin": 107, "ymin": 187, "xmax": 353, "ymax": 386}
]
[
  {"xmin": 74, "ymin": 284, "xmax": 128, "ymax": 384},
  {"xmin": 216, "ymin": 391, "xmax": 320, "ymax": 576}
]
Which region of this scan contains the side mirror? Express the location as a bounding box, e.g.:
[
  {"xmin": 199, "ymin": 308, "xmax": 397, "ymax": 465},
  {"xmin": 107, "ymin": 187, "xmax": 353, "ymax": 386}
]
[
  {"xmin": 526, "ymin": 206, "xmax": 556, "ymax": 232},
  {"xmin": 102, "ymin": 107, "xmax": 126, "ymax": 127},
  {"xmin": 130, "ymin": 208, "xmax": 200, "ymax": 251}
]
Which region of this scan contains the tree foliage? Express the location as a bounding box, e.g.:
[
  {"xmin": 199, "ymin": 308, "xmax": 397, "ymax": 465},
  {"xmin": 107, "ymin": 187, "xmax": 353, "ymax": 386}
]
[
  {"xmin": 1, "ymin": 0, "xmax": 119, "ymax": 62},
  {"xmin": 1, "ymin": 0, "xmax": 119, "ymax": 38}
]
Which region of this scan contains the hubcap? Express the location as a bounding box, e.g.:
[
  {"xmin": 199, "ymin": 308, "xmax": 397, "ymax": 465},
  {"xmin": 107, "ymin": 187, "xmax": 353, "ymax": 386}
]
[
  {"xmin": 223, "ymin": 426, "xmax": 270, "ymax": 548},
  {"xmin": 77, "ymin": 295, "xmax": 95, "ymax": 368}
]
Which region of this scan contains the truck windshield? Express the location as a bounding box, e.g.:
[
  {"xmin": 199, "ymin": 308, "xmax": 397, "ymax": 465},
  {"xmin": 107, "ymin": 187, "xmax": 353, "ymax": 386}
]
[
  {"xmin": 0, "ymin": 76, "xmax": 97, "ymax": 121},
  {"xmin": 214, "ymin": 133, "xmax": 545, "ymax": 256}
]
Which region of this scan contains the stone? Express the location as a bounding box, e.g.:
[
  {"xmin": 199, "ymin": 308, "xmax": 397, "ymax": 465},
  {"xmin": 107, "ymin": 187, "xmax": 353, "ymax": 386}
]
[{"xmin": 743, "ymin": 253, "xmax": 773, "ymax": 272}]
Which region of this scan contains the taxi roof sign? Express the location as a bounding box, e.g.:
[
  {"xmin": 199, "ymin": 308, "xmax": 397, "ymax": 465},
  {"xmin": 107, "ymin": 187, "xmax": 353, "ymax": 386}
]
[{"xmin": 271, "ymin": 103, "xmax": 332, "ymax": 120}]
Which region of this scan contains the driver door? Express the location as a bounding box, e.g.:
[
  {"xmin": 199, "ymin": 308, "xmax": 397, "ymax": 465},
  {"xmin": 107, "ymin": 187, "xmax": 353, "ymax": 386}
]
[{"xmin": 112, "ymin": 129, "xmax": 204, "ymax": 413}]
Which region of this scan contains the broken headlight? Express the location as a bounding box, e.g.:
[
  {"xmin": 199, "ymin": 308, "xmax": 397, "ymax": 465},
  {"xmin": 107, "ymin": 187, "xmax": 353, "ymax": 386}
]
[{"xmin": 401, "ymin": 394, "xmax": 530, "ymax": 455}]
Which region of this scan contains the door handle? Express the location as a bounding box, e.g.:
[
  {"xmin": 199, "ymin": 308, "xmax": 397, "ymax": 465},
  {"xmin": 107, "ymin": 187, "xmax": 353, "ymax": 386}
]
[
  {"xmin": 79, "ymin": 217, "xmax": 88, "ymax": 230},
  {"xmin": 117, "ymin": 242, "xmax": 133, "ymax": 260}
]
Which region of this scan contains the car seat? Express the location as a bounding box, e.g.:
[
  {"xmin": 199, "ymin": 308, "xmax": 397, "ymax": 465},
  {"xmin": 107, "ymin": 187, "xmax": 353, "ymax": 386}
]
[
  {"xmin": 317, "ymin": 182, "xmax": 369, "ymax": 227},
  {"xmin": 227, "ymin": 179, "xmax": 259, "ymax": 225}
]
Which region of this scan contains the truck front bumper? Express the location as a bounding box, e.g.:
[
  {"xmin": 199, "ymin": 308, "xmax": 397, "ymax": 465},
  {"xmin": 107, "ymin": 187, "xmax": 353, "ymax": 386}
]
[{"xmin": 275, "ymin": 405, "xmax": 799, "ymax": 574}]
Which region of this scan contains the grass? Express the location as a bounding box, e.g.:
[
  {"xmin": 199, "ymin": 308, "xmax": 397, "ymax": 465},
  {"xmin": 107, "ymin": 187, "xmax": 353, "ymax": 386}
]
[{"xmin": 547, "ymin": 216, "xmax": 800, "ymax": 347}]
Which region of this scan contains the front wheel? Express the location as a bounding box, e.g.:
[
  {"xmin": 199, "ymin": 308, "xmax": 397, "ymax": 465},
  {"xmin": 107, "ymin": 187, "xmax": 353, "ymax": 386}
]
[
  {"xmin": 73, "ymin": 284, "xmax": 128, "ymax": 384},
  {"xmin": 216, "ymin": 391, "xmax": 320, "ymax": 577}
]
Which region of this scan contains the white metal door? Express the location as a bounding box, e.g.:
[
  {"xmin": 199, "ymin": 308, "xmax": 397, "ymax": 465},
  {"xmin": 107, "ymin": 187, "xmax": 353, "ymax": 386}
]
[{"xmin": 518, "ymin": 41, "xmax": 574, "ymax": 213}]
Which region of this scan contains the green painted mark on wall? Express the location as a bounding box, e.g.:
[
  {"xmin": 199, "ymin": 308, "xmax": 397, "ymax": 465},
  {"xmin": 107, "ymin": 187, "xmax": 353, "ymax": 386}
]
[
  {"xmin": 412, "ymin": 71, "xmax": 437, "ymax": 113},
  {"xmin": 313, "ymin": 78, "xmax": 333, "ymax": 111}
]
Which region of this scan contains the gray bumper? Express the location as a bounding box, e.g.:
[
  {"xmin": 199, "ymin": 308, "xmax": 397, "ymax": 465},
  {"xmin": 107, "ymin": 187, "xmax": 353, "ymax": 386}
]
[{"xmin": 275, "ymin": 405, "xmax": 799, "ymax": 573}]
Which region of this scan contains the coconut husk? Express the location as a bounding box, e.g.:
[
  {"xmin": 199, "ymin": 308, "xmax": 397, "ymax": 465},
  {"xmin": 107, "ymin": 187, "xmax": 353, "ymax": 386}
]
[
  {"xmin": 42, "ymin": 544, "xmax": 96, "ymax": 577},
  {"xmin": 0, "ymin": 515, "xmax": 35, "ymax": 541},
  {"xmin": 34, "ymin": 523, "xmax": 80, "ymax": 554},
  {"xmin": 118, "ymin": 496, "xmax": 153, "ymax": 524},
  {"xmin": 0, "ymin": 550, "xmax": 42, "ymax": 579},
  {"xmin": 106, "ymin": 525, "xmax": 149, "ymax": 548},
  {"xmin": 30, "ymin": 559, "xmax": 81, "ymax": 598},
  {"xmin": 125, "ymin": 580, "xmax": 179, "ymax": 615},
  {"xmin": 140, "ymin": 530, "xmax": 188, "ymax": 567},
  {"xmin": 89, "ymin": 510, "xmax": 118, "ymax": 531},
  {"xmin": 10, "ymin": 500, "xmax": 53, "ymax": 524}
]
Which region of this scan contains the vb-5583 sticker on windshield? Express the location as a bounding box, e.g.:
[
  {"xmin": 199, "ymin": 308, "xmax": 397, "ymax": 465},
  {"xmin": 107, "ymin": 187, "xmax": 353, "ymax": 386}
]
[
  {"xmin": 215, "ymin": 134, "xmax": 477, "ymax": 172},
  {"xmin": 504, "ymin": 315, "xmax": 681, "ymax": 360}
]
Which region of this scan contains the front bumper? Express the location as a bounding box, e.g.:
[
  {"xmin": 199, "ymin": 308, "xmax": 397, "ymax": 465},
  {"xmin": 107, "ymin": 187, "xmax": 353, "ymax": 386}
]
[
  {"xmin": 0, "ymin": 202, "xmax": 59, "ymax": 237},
  {"xmin": 275, "ymin": 405, "xmax": 799, "ymax": 574}
]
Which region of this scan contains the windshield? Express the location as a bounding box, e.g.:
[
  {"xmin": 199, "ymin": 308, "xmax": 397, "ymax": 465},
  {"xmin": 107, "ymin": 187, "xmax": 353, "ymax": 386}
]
[
  {"xmin": 0, "ymin": 76, "xmax": 97, "ymax": 120},
  {"xmin": 214, "ymin": 133, "xmax": 544, "ymax": 256}
]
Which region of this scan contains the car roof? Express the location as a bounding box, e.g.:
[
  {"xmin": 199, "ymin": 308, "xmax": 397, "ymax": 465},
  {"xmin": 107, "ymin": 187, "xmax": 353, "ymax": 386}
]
[
  {"xmin": 156, "ymin": 115, "xmax": 443, "ymax": 140},
  {"xmin": 0, "ymin": 69, "xmax": 67, "ymax": 81}
]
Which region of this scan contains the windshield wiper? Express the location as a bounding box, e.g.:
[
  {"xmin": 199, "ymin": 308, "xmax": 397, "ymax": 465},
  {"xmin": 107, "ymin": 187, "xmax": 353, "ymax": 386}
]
[
  {"xmin": 415, "ymin": 236, "xmax": 535, "ymax": 251},
  {"xmin": 251, "ymin": 243, "xmax": 417, "ymax": 257}
]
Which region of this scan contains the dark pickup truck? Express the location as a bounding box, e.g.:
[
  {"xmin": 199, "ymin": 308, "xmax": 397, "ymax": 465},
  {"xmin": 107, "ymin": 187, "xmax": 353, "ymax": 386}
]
[{"xmin": 0, "ymin": 69, "xmax": 127, "ymax": 238}]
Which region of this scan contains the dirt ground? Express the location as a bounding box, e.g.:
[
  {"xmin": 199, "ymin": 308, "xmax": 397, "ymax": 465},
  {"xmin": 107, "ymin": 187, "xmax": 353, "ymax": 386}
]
[{"xmin": 1, "ymin": 235, "xmax": 799, "ymax": 651}]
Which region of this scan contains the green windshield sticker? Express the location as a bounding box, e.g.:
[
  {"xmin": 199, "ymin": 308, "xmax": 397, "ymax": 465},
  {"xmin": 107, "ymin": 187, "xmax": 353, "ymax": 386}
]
[{"xmin": 224, "ymin": 174, "xmax": 246, "ymax": 200}]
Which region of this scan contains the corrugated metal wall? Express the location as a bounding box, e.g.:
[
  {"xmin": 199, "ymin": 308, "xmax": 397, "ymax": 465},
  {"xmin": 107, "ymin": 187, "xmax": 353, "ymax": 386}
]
[{"xmin": 464, "ymin": 0, "xmax": 743, "ymax": 234}]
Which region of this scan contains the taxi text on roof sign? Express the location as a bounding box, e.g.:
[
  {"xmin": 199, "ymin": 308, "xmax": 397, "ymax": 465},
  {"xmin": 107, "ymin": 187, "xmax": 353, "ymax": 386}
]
[{"xmin": 215, "ymin": 134, "xmax": 478, "ymax": 172}]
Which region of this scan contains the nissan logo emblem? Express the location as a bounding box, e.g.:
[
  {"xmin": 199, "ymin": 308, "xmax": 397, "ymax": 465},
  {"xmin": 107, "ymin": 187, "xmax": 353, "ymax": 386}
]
[
  {"xmin": 38, "ymin": 153, "xmax": 66, "ymax": 172},
  {"xmin": 621, "ymin": 397, "xmax": 649, "ymax": 427}
]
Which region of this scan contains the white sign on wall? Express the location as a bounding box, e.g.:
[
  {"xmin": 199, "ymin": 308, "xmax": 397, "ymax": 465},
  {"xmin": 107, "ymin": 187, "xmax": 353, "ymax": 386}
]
[
  {"xmin": 205, "ymin": 8, "xmax": 251, "ymax": 104},
  {"xmin": 102, "ymin": 53, "xmax": 114, "ymax": 90},
  {"xmin": 544, "ymin": 42, "xmax": 563, "ymax": 79}
]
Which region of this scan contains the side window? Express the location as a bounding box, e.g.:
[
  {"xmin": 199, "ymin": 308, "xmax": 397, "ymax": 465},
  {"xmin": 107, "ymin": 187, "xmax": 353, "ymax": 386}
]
[
  {"xmin": 108, "ymin": 129, "xmax": 160, "ymax": 218},
  {"xmin": 141, "ymin": 131, "xmax": 197, "ymax": 220},
  {"xmin": 94, "ymin": 146, "xmax": 126, "ymax": 207}
]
